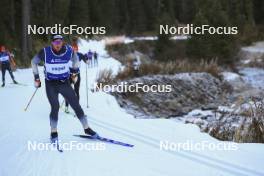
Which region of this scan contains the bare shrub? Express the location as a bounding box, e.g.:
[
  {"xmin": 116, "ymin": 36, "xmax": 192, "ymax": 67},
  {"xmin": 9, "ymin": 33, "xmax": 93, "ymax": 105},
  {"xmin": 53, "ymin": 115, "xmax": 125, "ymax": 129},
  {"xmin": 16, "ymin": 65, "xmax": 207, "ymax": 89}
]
[
  {"xmin": 96, "ymin": 59, "xmax": 221, "ymax": 85},
  {"xmin": 96, "ymin": 69, "xmax": 115, "ymax": 86},
  {"xmin": 234, "ymin": 97, "xmax": 264, "ymax": 142},
  {"xmin": 137, "ymin": 59, "xmax": 220, "ymax": 78}
]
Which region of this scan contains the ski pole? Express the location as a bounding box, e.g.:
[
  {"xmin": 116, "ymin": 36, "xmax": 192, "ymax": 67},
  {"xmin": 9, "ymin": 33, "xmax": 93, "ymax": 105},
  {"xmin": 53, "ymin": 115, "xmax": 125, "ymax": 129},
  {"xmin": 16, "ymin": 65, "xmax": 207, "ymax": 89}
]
[
  {"xmin": 60, "ymin": 99, "xmax": 65, "ymax": 109},
  {"xmin": 24, "ymin": 88, "xmax": 38, "ymax": 111},
  {"xmin": 86, "ymin": 63, "xmax": 89, "ymax": 108}
]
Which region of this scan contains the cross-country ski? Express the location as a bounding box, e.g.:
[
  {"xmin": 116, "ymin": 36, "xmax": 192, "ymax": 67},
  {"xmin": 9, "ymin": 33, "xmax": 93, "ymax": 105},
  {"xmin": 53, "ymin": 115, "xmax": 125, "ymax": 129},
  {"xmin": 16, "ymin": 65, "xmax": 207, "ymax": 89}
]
[{"xmin": 73, "ymin": 135, "xmax": 134, "ymax": 148}]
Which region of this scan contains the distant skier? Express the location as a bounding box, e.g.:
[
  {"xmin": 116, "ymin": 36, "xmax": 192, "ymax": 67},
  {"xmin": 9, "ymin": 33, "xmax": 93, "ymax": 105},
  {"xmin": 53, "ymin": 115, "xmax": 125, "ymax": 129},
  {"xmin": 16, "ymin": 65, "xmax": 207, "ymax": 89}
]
[
  {"xmin": 71, "ymin": 43, "xmax": 78, "ymax": 52},
  {"xmin": 31, "ymin": 34, "xmax": 98, "ymax": 143},
  {"xmin": 93, "ymin": 51, "xmax": 98, "ymax": 66},
  {"xmin": 65, "ymin": 52, "xmax": 88, "ymax": 113},
  {"xmin": 132, "ymin": 53, "xmax": 140, "ymax": 77},
  {"xmin": 86, "ymin": 49, "xmax": 93, "ymax": 67},
  {"xmin": 0, "ymin": 46, "xmax": 18, "ymax": 87}
]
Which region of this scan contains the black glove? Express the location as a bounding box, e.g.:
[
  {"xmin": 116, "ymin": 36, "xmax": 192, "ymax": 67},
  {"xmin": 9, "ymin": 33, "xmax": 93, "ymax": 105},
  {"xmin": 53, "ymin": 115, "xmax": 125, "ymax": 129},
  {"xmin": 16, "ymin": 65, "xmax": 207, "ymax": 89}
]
[
  {"xmin": 34, "ymin": 79, "xmax": 41, "ymax": 88},
  {"xmin": 71, "ymin": 74, "xmax": 78, "ymax": 84}
]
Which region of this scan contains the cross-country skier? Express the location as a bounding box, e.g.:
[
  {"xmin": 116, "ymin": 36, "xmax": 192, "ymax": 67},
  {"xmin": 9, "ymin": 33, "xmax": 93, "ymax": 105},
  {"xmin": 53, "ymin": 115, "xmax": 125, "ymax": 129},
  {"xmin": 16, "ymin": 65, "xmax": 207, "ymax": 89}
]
[
  {"xmin": 86, "ymin": 49, "xmax": 93, "ymax": 67},
  {"xmin": 93, "ymin": 51, "xmax": 98, "ymax": 66},
  {"xmin": 31, "ymin": 34, "xmax": 98, "ymax": 143},
  {"xmin": 65, "ymin": 52, "xmax": 88, "ymax": 113},
  {"xmin": 71, "ymin": 41, "xmax": 78, "ymax": 52},
  {"xmin": 0, "ymin": 46, "xmax": 18, "ymax": 87}
]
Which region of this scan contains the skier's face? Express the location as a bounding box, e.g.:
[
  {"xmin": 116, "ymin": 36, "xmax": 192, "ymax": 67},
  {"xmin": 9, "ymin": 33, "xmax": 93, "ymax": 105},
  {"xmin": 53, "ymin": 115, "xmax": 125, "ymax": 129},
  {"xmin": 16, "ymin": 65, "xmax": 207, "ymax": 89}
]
[
  {"xmin": 1, "ymin": 46, "xmax": 5, "ymax": 52},
  {"xmin": 52, "ymin": 39, "xmax": 63, "ymax": 52}
]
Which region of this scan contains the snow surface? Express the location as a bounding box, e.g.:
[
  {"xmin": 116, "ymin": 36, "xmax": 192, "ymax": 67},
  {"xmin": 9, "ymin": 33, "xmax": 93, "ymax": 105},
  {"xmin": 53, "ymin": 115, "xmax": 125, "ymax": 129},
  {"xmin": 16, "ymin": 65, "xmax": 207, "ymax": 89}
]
[
  {"xmin": 239, "ymin": 67, "xmax": 264, "ymax": 89},
  {"xmin": 241, "ymin": 42, "xmax": 264, "ymax": 53},
  {"xmin": 124, "ymin": 35, "xmax": 188, "ymax": 44},
  {"xmin": 0, "ymin": 39, "xmax": 264, "ymax": 176},
  {"xmin": 221, "ymin": 72, "xmax": 241, "ymax": 82}
]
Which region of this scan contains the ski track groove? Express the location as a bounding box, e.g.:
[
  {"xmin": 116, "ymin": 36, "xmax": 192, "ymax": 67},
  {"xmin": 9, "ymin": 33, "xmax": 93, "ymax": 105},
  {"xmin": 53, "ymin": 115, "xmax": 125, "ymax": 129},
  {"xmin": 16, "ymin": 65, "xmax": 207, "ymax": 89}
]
[{"xmin": 89, "ymin": 117, "xmax": 264, "ymax": 176}]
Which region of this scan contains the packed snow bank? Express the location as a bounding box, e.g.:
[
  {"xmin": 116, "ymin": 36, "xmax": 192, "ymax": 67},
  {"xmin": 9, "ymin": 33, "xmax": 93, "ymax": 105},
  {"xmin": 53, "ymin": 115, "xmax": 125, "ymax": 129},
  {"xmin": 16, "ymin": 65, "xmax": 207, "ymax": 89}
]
[
  {"xmin": 103, "ymin": 35, "xmax": 188, "ymax": 45},
  {"xmin": 240, "ymin": 41, "xmax": 264, "ymax": 65},
  {"xmin": 239, "ymin": 67, "xmax": 264, "ymax": 89},
  {"xmin": 221, "ymin": 72, "xmax": 241, "ymax": 82},
  {"xmin": 241, "ymin": 41, "xmax": 264, "ymax": 53},
  {"xmin": 124, "ymin": 35, "xmax": 188, "ymax": 44},
  {"xmin": 0, "ymin": 39, "xmax": 263, "ymax": 176}
]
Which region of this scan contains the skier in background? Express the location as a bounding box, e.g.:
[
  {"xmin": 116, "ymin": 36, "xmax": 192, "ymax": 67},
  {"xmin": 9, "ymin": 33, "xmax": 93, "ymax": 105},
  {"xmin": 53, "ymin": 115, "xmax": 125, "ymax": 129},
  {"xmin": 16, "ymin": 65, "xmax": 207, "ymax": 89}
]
[
  {"xmin": 132, "ymin": 51, "xmax": 140, "ymax": 77},
  {"xmin": 31, "ymin": 34, "xmax": 98, "ymax": 143},
  {"xmin": 0, "ymin": 46, "xmax": 18, "ymax": 87},
  {"xmin": 86, "ymin": 49, "xmax": 93, "ymax": 67},
  {"xmin": 93, "ymin": 51, "xmax": 98, "ymax": 66},
  {"xmin": 71, "ymin": 37, "xmax": 79, "ymax": 52},
  {"xmin": 65, "ymin": 45, "xmax": 88, "ymax": 113}
]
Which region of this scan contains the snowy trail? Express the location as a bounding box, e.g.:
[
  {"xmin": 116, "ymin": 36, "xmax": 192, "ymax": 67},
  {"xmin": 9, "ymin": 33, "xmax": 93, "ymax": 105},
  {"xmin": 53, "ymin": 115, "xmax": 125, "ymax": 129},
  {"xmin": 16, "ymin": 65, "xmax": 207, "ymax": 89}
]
[
  {"xmin": 88, "ymin": 116, "xmax": 263, "ymax": 176},
  {"xmin": 0, "ymin": 39, "xmax": 264, "ymax": 176}
]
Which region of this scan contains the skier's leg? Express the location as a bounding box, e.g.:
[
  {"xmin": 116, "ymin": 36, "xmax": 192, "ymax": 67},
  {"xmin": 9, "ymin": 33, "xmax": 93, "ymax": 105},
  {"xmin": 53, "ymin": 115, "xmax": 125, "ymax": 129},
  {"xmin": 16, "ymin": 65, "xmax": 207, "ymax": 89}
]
[
  {"xmin": 45, "ymin": 80, "xmax": 60, "ymax": 133},
  {"xmin": 1, "ymin": 66, "xmax": 5, "ymax": 82},
  {"xmin": 59, "ymin": 82, "xmax": 88, "ymax": 129},
  {"xmin": 64, "ymin": 98, "xmax": 70, "ymax": 113},
  {"xmin": 7, "ymin": 64, "xmax": 16, "ymax": 83},
  {"xmin": 74, "ymin": 74, "xmax": 81, "ymax": 100},
  {"xmin": 65, "ymin": 78, "xmax": 74, "ymax": 112},
  {"xmin": 65, "ymin": 99, "xmax": 69, "ymax": 107},
  {"xmin": 1, "ymin": 65, "xmax": 7, "ymax": 86},
  {"xmin": 89, "ymin": 58, "xmax": 92, "ymax": 67}
]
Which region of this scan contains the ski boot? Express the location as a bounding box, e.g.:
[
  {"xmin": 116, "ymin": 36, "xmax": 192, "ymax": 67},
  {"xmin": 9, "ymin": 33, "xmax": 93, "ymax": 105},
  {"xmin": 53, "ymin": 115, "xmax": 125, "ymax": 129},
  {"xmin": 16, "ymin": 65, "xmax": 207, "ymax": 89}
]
[
  {"xmin": 65, "ymin": 106, "xmax": 70, "ymax": 114},
  {"xmin": 1, "ymin": 82, "xmax": 5, "ymax": 87},
  {"xmin": 50, "ymin": 132, "xmax": 58, "ymax": 143},
  {"xmin": 13, "ymin": 80, "xmax": 18, "ymax": 84},
  {"xmin": 50, "ymin": 132, "xmax": 63, "ymax": 152},
  {"xmin": 85, "ymin": 127, "xmax": 98, "ymax": 138}
]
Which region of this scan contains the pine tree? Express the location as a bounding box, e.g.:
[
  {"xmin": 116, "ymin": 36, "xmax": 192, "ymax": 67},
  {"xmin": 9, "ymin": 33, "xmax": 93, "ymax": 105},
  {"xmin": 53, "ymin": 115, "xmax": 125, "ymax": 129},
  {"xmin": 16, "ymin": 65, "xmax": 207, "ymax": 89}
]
[
  {"xmin": 187, "ymin": 0, "xmax": 238, "ymax": 63},
  {"xmin": 127, "ymin": 0, "xmax": 147, "ymax": 34},
  {"xmin": 253, "ymin": 0, "xmax": 264, "ymax": 24},
  {"xmin": 68, "ymin": 0, "xmax": 90, "ymax": 28}
]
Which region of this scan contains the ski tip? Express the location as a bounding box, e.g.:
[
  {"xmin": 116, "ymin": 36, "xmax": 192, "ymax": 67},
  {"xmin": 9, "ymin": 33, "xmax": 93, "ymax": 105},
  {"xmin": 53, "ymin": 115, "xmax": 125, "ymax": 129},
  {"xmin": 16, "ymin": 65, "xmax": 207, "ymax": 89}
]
[
  {"xmin": 126, "ymin": 145, "xmax": 134, "ymax": 147},
  {"xmin": 73, "ymin": 134, "xmax": 93, "ymax": 138},
  {"xmin": 58, "ymin": 149, "xmax": 63, "ymax": 153},
  {"xmin": 73, "ymin": 134, "xmax": 81, "ymax": 137}
]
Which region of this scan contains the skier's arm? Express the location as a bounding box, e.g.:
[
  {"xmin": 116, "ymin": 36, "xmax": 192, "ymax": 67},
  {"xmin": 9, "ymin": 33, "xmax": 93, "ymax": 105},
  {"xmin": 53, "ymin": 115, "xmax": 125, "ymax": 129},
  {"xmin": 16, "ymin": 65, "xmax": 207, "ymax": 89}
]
[
  {"xmin": 8, "ymin": 52, "xmax": 16, "ymax": 67},
  {"xmin": 31, "ymin": 49, "xmax": 44, "ymax": 80},
  {"xmin": 70, "ymin": 52, "xmax": 80, "ymax": 74}
]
